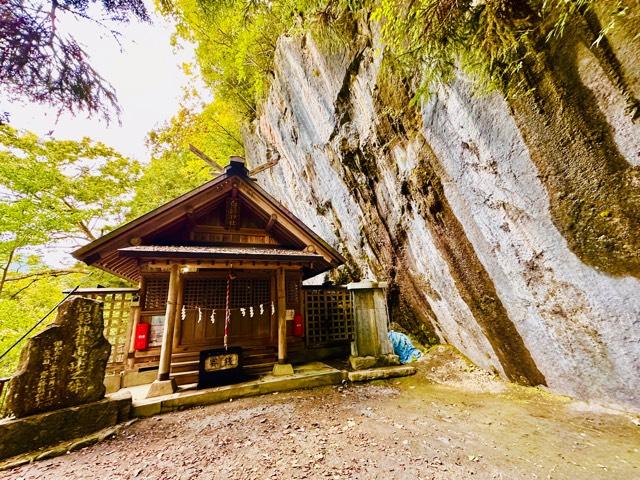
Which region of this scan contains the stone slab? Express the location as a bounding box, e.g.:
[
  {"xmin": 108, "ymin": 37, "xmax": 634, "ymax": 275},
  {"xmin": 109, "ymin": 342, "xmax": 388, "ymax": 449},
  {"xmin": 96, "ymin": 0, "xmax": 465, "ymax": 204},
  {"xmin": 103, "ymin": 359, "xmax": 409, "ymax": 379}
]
[
  {"xmin": 2, "ymin": 297, "xmax": 111, "ymax": 418},
  {"xmin": 122, "ymin": 369, "xmax": 158, "ymax": 388},
  {"xmin": 0, "ymin": 392, "xmax": 131, "ymax": 460},
  {"xmin": 131, "ymin": 401, "xmax": 162, "ymax": 418},
  {"xmin": 258, "ymin": 369, "xmax": 343, "ymax": 395},
  {"xmin": 131, "ymin": 363, "xmax": 343, "ymax": 418},
  {"xmin": 0, "ymin": 420, "xmax": 137, "ymax": 471},
  {"xmin": 146, "ymin": 379, "xmax": 177, "ymax": 398},
  {"xmin": 376, "ymin": 354, "xmax": 401, "ymax": 366},
  {"xmin": 271, "ymin": 363, "xmax": 294, "ymax": 376},
  {"xmin": 104, "ymin": 374, "xmax": 122, "ymax": 394},
  {"xmin": 349, "ymin": 356, "xmax": 377, "ymax": 370},
  {"xmin": 349, "ymin": 354, "xmax": 401, "ymax": 370},
  {"xmin": 348, "ymin": 365, "xmax": 417, "ymax": 382}
]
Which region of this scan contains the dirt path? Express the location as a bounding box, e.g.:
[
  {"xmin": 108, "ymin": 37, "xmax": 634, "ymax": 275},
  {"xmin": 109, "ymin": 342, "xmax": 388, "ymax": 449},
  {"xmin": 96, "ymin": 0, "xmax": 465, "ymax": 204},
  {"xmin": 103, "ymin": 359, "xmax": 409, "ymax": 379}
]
[{"xmin": 6, "ymin": 347, "xmax": 640, "ymax": 480}]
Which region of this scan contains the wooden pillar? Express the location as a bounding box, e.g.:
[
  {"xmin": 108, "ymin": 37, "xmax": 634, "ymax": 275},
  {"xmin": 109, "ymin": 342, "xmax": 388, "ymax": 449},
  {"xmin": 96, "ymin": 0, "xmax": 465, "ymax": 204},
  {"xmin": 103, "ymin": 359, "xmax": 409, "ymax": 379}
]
[
  {"xmin": 276, "ymin": 267, "xmax": 287, "ymax": 364},
  {"xmin": 126, "ymin": 278, "xmax": 144, "ymax": 370},
  {"xmin": 157, "ymin": 264, "xmax": 180, "ymax": 381},
  {"xmin": 172, "ymin": 272, "xmax": 184, "ymax": 350}
]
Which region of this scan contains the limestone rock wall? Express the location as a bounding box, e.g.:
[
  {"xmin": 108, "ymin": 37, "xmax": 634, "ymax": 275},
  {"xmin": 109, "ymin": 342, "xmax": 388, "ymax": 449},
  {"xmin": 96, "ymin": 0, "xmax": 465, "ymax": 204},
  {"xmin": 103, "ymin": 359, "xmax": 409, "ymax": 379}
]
[{"xmin": 244, "ymin": 12, "xmax": 640, "ymax": 410}]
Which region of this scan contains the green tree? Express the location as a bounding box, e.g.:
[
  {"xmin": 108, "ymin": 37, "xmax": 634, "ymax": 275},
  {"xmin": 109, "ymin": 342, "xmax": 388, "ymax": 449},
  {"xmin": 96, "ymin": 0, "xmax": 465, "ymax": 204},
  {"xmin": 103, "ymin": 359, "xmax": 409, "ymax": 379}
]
[
  {"xmin": 0, "ymin": 125, "xmax": 142, "ymax": 296},
  {"xmin": 158, "ymin": 0, "xmax": 631, "ymax": 120},
  {"xmin": 157, "ymin": 0, "xmax": 352, "ymax": 120},
  {"xmin": 129, "ymin": 96, "xmax": 243, "ymax": 218},
  {"xmin": 0, "ymin": 259, "xmax": 127, "ymax": 377}
]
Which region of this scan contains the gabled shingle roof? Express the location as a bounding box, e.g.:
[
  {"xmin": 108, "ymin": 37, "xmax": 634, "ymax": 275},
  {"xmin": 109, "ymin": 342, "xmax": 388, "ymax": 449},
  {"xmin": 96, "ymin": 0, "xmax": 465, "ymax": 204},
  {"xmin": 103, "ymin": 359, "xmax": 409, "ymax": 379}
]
[{"xmin": 72, "ymin": 158, "xmax": 345, "ymax": 281}]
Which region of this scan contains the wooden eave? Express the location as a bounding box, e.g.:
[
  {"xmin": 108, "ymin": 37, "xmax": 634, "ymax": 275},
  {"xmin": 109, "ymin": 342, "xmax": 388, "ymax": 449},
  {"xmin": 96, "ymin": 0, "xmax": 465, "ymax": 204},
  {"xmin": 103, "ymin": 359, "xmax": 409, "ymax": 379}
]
[
  {"xmin": 119, "ymin": 245, "xmax": 325, "ymax": 263},
  {"xmin": 72, "ymin": 162, "xmax": 345, "ymax": 282}
]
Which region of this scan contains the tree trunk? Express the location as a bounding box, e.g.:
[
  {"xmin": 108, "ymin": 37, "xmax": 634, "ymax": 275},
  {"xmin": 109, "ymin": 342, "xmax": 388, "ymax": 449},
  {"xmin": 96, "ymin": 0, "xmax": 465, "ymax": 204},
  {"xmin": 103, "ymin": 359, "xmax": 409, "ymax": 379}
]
[{"xmin": 0, "ymin": 247, "xmax": 16, "ymax": 297}]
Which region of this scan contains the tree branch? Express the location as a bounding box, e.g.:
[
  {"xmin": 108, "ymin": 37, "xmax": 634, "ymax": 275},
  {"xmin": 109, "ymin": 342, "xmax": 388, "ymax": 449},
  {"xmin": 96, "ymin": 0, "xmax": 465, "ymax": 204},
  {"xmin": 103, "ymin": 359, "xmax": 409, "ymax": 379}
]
[
  {"xmin": 4, "ymin": 269, "xmax": 89, "ymax": 299},
  {"xmin": 4, "ymin": 269, "xmax": 88, "ymax": 283},
  {"xmin": 210, "ymin": 117, "xmax": 244, "ymax": 148},
  {"xmin": 61, "ymin": 198, "xmax": 97, "ymax": 241}
]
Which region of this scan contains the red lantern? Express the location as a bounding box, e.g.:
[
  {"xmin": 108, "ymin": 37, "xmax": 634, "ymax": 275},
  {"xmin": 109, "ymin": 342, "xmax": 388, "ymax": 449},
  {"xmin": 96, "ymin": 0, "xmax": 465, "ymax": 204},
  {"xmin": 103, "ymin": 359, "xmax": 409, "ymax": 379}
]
[
  {"xmin": 293, "ymin": 313, "xmax": 304, "ymax": 337},
  {"xmin": 134, "ymin": 322, "xmax": 150, "ymax": 350}
]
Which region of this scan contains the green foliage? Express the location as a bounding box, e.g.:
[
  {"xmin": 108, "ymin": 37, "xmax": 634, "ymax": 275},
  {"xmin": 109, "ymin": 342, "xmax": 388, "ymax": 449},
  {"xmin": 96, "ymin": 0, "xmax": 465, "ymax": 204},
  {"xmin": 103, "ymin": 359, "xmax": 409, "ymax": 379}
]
[
  {"xmin": 0, "ymin": 125, "xmax": 142, "ymax": 250},
  {"xmin": 372, "ymin": 0, "xmax": 533, "ymax": 97},
  {"xmin": 158, "ymin": 0, "xmax": 283, "ymax": 117},
  {"xmin": 143, "ymin": 0, "xmax": 361, "ymax": 203},
  {"xmin": 0, "ymin": 263, "xmax": 126, "ymax": 377},
  {"xmin": 0, "ymin": 126, "xmax": 140, "ymax": 377},
  {"xmin": 159, "ymin": 0, "xmax": 361, "ymax": 120},
  {"xmin": 129, "ymin": 96, "xmax": 244, "ymax": 218},
  {"xmin": 373, "ymin": 0, "xmax": 631, "ymax": 98},
  {"xmin": 543, "ymin": 0, "xmax": 630, "ymax": 45},
  {"xmin": 158, "ymin": 0, "xmax": 630, "ymax": 124},
  {"xmin": 128, "ymin": 147, "xmax": 211, "ymax": 219}
]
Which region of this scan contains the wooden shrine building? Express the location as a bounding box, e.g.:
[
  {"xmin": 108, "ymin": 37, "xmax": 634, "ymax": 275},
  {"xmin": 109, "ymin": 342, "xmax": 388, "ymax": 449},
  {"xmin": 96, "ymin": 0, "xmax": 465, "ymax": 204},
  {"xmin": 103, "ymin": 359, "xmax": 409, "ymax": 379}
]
[{"xmin": 73, "ymin": 158, "xmax": 347, "ymax": 397}]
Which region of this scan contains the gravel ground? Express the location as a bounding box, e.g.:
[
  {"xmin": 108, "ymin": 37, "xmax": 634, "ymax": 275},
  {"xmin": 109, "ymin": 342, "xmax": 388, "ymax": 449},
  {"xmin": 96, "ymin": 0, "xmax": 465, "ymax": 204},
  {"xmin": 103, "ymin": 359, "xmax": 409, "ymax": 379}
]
[{"xmin": 6, "ymin": 346, "xmax": 640, "ymax": 480}]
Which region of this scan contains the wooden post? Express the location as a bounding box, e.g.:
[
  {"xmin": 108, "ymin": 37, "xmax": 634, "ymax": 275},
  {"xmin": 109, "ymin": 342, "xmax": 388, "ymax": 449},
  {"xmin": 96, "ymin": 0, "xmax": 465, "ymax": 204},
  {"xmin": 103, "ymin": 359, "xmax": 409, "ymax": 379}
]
[
  {"xmin": 271, "ymin": 267, "xmax": 293, "ymax": 375},
  {"xmin": 158, "ymin": 263, "xmax": 180, "ymax": 381},
  {"xmin": 276, "ymin": 267, "xmax": 287, "ymax": 364},
  {"xmin": 147, "ymin": 264, "xmax": 180, "ymax": 397},
  {"xmin": 126, "ymin": 278, "xmax": 144, "ymax": 370},
  {"xmin": 172, "ymin": 272, "xmax": 184, "ymax": 350}
]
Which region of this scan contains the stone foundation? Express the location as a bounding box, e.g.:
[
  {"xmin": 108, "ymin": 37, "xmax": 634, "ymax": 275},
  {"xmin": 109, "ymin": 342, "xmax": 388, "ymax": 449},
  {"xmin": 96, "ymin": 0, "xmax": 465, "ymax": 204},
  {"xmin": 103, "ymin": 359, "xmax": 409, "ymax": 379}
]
[{"xmin": 0, "ymin": 392, "xmax": 131, "ymax": 460}]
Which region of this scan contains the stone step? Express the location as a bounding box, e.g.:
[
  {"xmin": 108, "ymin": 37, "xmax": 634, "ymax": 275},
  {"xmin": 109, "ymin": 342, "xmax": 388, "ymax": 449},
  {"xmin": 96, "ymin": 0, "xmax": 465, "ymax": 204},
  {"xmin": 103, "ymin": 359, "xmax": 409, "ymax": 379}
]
[
  {"xmin": 171, "ymin": 370, "xmax": 199, "ymax": 386},
  {"xmin": 241, "ymin": 352, "xmax": 276, "ymax": 365},
  {"xmin": 347, "ymin": 365, "xmax": 416, "ymax": 382},
  {"xmin": 243, "ymin": 364, "xmax": 275, "ymax": 378}
]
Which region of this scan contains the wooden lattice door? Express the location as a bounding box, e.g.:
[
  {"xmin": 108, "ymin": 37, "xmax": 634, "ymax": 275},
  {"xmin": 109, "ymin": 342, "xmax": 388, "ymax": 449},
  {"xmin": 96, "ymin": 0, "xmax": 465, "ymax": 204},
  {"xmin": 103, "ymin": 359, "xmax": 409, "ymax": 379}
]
[{"xmin": 179, "ymin": 272, "xmax": 273, "ymax": 348}]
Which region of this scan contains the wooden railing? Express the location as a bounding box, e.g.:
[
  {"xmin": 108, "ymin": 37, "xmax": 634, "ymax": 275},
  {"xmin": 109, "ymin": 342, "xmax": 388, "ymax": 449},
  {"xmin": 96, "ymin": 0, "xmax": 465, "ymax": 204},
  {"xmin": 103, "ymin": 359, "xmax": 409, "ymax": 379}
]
[
  {"xmin": 64, "ymin": 288, "xmax": 139, "ymax": 373},
  {"xmin": 303, "ymin": 286, "xmax": 354, "ymax": 347}
]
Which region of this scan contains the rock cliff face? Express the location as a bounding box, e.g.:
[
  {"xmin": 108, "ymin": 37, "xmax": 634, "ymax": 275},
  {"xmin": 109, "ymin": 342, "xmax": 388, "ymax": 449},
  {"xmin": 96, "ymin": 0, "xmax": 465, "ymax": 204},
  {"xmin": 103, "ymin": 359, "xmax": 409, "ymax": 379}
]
[{"xmin": 244, "ymin": 11, "xmax": 640, "ymax": 410}]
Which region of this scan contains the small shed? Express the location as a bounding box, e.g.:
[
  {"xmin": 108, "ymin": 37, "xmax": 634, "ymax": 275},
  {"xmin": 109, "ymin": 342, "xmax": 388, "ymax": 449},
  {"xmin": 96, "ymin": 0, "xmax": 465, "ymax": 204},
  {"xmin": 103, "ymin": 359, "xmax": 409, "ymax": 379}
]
[{"xmin": 73, "ymin": 158, "xmax": 348, "ymax": 396}]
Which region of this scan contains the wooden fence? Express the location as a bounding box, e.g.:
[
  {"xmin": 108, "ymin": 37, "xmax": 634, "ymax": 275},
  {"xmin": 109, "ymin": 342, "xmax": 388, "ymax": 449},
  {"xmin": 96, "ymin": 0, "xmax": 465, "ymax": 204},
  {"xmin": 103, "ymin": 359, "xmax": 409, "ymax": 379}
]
[
  {"xmin": 303, "ymin": 286, "xmax": 354, "ymax": 347},
  {"xmin": 65, "ymin": 288, "xmax": 139, "ymax": 373}
]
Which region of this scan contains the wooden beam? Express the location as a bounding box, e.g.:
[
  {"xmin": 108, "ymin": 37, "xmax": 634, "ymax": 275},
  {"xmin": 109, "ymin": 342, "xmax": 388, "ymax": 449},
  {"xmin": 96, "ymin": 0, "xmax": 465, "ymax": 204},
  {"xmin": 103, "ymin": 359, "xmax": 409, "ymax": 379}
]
[
  {"xmin": 141, "ymin": 261, "xmax": 305, "ymax": 272},
  {"xmin": 265, "ymin": 214, "xmax": 277, "ymax": 232},
  {"xmin": 189, "ymin": 144, "xmax": 223, "ymax": 172},
  {"xmin": 157, "ymin": 263, "xmax": 180, "ymax": 381},
  {"xmin": 249, "ymin": 156, "xmax": 279, "ymax": 176},
  {"xmin": 276, "ymin": 267, "xmax": 287, "ymax": 363}
]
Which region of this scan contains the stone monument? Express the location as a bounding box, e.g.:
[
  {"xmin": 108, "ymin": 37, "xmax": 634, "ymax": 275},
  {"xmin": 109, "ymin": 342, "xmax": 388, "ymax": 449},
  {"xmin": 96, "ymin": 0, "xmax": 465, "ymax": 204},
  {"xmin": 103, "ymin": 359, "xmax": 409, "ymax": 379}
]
[
  {"xmin": 347, "ymin": 281, "xmax": 400, "ymax": 370},
  {"xmin": 2, "ymin": 296, "xmax": 111, "ymax": 418}
]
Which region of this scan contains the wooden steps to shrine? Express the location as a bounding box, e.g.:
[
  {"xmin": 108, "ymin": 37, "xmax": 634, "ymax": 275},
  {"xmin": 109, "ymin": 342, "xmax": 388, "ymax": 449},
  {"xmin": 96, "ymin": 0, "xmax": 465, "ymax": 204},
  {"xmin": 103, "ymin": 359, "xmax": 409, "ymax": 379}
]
[
  {"xmin": 171, "ymin": 370, "xmax": 200, "ymax": 385},
  {"xmin": 170, "ymin": 351, "xmax": 200, "ymax": 385},
  {"xmin": 241, "ymin": 346, "xmax": 277, "ymax": 378},
  {"xmin": 169, "ymin": 345, "xmax": 282, "ymax": 385}
]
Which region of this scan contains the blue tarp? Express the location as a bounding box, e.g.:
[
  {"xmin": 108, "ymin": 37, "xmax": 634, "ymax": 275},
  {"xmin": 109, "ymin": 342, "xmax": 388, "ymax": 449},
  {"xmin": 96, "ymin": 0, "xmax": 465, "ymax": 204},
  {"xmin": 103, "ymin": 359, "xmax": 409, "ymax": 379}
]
[{"xmin": 388, "ymin": 330, "xmax": 422, "ymax": 364}]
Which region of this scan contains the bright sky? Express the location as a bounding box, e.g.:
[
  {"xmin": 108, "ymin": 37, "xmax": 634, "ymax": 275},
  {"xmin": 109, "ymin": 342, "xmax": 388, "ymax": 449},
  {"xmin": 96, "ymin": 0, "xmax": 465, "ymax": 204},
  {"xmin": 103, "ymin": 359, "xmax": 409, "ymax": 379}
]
[{"xmin": 6, "ymin": 4, "xmax": 197, "ymax": 162}]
